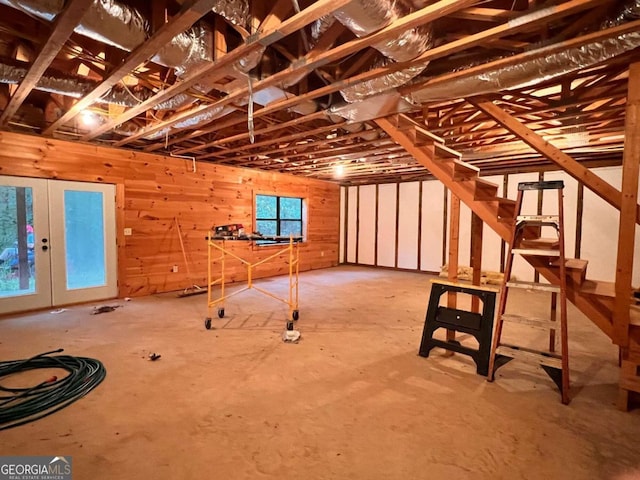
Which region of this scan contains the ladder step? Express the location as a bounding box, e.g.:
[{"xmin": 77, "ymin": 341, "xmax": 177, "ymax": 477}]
[
  {"xmin": 519, "ymin": 238, "xmax": 559, "ymax": 249},
  {"xmin": 496, "ymin": 344, "xmax": 563, "ymax": 369},
  {"xmin": 505, "ymin": 280, "xmax": 560, "ymax": 293},
  {"xmin": 501, "ymin": 314, "xmax": 558, "ymax": 331},
  {"xmin": 512, "ymin": 248, "xmax": 560, "ymax": 257},
  {"xmin": 516, "ymin": 215, "xmax": 560, "ymax": 223}
]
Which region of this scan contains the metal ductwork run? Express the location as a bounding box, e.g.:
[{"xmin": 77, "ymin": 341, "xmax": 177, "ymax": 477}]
[
  {"xmin": 331, "ymin": 0, "xmax": 433, "ymax": 102},
  {"xmin": 409, "ymin": 0, "xmax": 640, "ymax": 103},
  {"xmin": 0, "ymin": 0, "xmax": 263, "ymax": 137}
]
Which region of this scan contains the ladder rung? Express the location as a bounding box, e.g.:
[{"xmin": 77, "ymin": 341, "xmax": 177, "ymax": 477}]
[
  {"xmin": 512, "ymin": 248, "xmax": 560, "ymax": 256},
  {"xmin": 500, "ymin": 314, "xmax": 558, "ymax": 331},
  {"xmin": 496, "ymin": 344, "xmax": 563, "ymax": 369},
  {"xmin": 516, "ymin": 215, "xmax": 559, "ymax": 223},
  {"xmin": 505, "ymin": 281, "xmax": 560, "ymax": 293}
]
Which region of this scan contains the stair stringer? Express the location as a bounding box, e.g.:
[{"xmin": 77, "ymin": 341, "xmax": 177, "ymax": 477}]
[{"xmin": 375, "ymin": 116, "xmax": 614, "ymax": 341}]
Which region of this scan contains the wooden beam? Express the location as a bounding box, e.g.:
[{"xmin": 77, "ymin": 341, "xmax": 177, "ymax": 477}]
[
  {"xmin": 0, "ymin": 0, "xmax": 94, "ymax": 127},
  {"xmin": 470, "ymin": 98, "xmax": 640, "ymax": 224},
  {"xmin": 614, "ymin": 62, "xmax": 640, "ymax": 346},
  {"xmin": 112, "ymin": 0, "xmax": 478, "ymax": 146}
]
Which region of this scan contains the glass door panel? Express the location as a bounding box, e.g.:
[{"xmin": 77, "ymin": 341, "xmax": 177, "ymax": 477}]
[
  {"xmin": 0, "ymin": 176, "xmax": 51, "ymax": 314},
  {"xmin": 48, "ymin": 181, "xmax": 117, "ymax": 306}
]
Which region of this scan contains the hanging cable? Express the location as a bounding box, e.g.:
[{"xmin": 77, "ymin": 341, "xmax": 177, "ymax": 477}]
[
  {"xmin": 0, "ymin": 349, "xmax": 106, "ymax": 430},
  {"xmin": 247, "ymin": 76, "xmax": 255, "ymax": 144}
]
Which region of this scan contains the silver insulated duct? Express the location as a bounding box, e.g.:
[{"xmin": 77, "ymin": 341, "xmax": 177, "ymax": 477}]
[
  {"xmin": 409, "ymin": 0, "xmax": 640, "ymax": 103},
  {"xmin": 331, "ymin": 0, "xmax": 433, "ymax": 102}
]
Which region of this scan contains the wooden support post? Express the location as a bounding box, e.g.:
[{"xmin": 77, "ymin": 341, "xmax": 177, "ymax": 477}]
[
  {"xmin": 575, "ymin": 182, "xmax": 584, "ymax": 259},
  {"xmin": 213, "ymin": 16, "xmax": 228, "ymax": 61},
  {"xmin": 374, "ymin": 184, "xmax": 379, "ymax": 267},
  {"xmin": 500, "ymin": 174, "xmax": 508, "ymax": 273},
  {"xmin": 615, "ymin": 62, "xmax": 640, "ymax": 349},
  {"xmin": 447, "ymin": 194, "xmax": 461, "ymax": 344},
  {"xmin": 442, "ymin": 185, "xmax": 448, "ymax": 268},
  {"xmin": 355, "ymin": 185, "xmax": 360, "ymax": 265},
  {"xmin": 395, "ymin": 183, "xmax": 400, "ymax": 269},
  {"xmin": 343, "ymin": 187, "xmax": 349, "ymax": 264},
  {"xmin": 470, "ymin": 212, "xmax": 483, "ymax": 313}
]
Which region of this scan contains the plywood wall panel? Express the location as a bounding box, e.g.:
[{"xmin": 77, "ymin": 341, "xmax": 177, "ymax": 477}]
[
  {"xmin": 398, "ymin": 182, "xmax": 420, "ymax": 270},
  {"xmin": 377, "ymin": 183, "xmax": 397, "ymax": 267},
  {"xmin": 0, "ymin": 131, "xmax": 340, "ymax": 298},
  {"xmin": 421, "ymin": 180, "xmax": 444, "ymax": 272},
  {"xmin": 346, "ymin": 186, "xmax": 358, "ymax": 263},
  {"xmin": 358, "ymin": 185, "xmax": 376, "ymax": 265}
]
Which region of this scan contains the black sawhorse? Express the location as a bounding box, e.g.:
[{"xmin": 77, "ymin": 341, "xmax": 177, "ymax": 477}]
[{"xmin": 419, "ymin": 280, "xmax": 497, "ymax": 376}]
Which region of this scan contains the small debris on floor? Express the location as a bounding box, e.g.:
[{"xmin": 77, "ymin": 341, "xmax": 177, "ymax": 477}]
[
  {"xmin": 124, "ymin": 297, "xmax": 132, "ymax": 302},
  {"xmin": 91, "ymin": 305, "xmax": 121, "ymax": 315},
  {"xmin": 148, "ymin": 353, "xmax": 161, "ymax": 361},
  {"xmin": 50, "ymin": 308, "xmax": 68, "ymax": 314},
  {"xmin": 282, "ymin": 329, "xmax": 301, "ymax": 343}
]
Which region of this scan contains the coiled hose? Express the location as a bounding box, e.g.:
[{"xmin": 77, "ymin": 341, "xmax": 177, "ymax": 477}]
[{"xmin": 0, "ymin": 349, "xmax": 106, "ymax": 430}]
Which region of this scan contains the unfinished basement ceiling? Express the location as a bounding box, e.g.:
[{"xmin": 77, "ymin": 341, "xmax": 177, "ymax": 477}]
[{"xmin": 0, "ymin": 0, "xmax": 638, "ymax": 185}]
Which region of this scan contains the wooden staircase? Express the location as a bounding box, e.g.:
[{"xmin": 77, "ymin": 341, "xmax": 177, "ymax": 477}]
[{"xmin": 375, "ymin": 114, "xmax": 640, "ymax": 406}]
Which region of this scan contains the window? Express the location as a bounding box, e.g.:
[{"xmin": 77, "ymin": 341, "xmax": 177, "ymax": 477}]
[{"xmin": 255, "ymin": 194, "xmax": 303, "ymax": 243}]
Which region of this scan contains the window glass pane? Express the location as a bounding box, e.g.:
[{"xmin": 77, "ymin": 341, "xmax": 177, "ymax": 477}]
[
  {"xmin": 256, "ymin": 195, "xmax": 277, "ymax": 219},
  {"xmin": 0, "ymin": 186, "xmax": 35, "ymax": 297},
  {"xmin": 279, "ymin": 197, "xmax": 301, "ymax": 219},
  {"xmin": 64, "ymin": 190, "xmax": 106, "ymax": 290},
  {"xmin": 256, "ymin": 220, "xmax": 277, "ymax": 236},
  {"xmin": 280, "ymin": 220, "xmax": 301, "ymax": 237}
]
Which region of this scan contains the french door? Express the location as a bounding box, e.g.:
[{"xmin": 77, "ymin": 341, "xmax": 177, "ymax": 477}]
[{"xmin": 0, "ymin": 176, "xmax": 117, "ymax": 315}]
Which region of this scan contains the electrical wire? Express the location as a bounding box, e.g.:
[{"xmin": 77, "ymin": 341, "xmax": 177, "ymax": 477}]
[{"xmin": 0, "ymin": 349, "xmax": 106, "ymax": 431}]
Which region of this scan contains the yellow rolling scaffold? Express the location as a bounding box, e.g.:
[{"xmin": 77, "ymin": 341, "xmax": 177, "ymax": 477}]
[{"xmin": 204, "ymin": 231, "xmax": 301, "ymax": 331}]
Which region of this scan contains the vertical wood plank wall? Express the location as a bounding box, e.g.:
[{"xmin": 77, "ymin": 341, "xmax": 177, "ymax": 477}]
[
  {"xmin": 341, "ymin": 166, "xmax": 640, "ymax": 285},
  {"xmin": 0, "ymin": 131, "xmax": 341, "ymax": 297}
]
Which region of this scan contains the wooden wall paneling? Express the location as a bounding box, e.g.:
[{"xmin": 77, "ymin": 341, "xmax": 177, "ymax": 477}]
[
  {"xmin": 0, "ymin": 131, "xmax": 340, "ymax": 298},
  {"xmin": 346, "ymin": 186, "xmax": 358, "ymax": 263},
  {"xmin": 357, "ymin": 185, "xmax": 377, "ymax": 265},
  {"xmin": 397, "ymin": 182, "xmax": 420, "ymax": 270},
  {"xmin": 420, "ymin": 180, "xmax": 444, "ymax": 272},
  {"xmin": 377, "ymin": 183, "xmax": 397, "ymax": 267}
]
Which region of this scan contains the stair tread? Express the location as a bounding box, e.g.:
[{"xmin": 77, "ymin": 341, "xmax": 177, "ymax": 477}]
[
  {"xmin": 435, "ymin": 142, "xmax": 462, "ymax": 159},
  {"xmin": 496, "ymin": 344, "xmax": 563, "ymax": 369},
  {"xmin": 548, "ymin": 258, "xmax": 589, "ymax": 270},
  {"xmin": 580, "ymin": 279, "xmax": 615, "ymax": 298},
  {"xmin": 506, "ymin": 280, "xmax": 560, "ymax": 292},
  {"xmin": 513, "ymin": 248, "xmax": 561, "ymax": 257}
]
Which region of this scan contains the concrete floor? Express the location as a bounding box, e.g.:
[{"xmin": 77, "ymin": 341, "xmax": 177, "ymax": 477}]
[{"xmin": 1, "ymin": 265, "xmax": 639, "ymax": 479}]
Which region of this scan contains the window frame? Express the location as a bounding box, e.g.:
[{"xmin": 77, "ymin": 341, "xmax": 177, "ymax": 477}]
[{"xmin": 254, "ymin": 193, "xmax": 305, "ymax": 246}]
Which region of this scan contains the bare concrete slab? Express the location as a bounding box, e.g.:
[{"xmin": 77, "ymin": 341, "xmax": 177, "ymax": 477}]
[{"xmin": 1, "ymin": 266, "xmax": 639, "ymax": 479}]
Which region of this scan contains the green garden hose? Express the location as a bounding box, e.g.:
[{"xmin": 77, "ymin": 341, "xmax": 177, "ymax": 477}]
[{"xmin": 0, "ymin": 349, "xmax": 106, "ymax": 430}]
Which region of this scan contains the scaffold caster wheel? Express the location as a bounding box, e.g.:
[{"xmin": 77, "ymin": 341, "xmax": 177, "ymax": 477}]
[
  {"xmin": 204, "ymin": 318, "xmax": 212, "ymax": 330},
  {"xmin": 218, "ymin": 308, "xmax": 225, "ymax": 318},
  {"xmin": 292, "ymin": 310, "xmax": 299, "ymax": 321}
]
